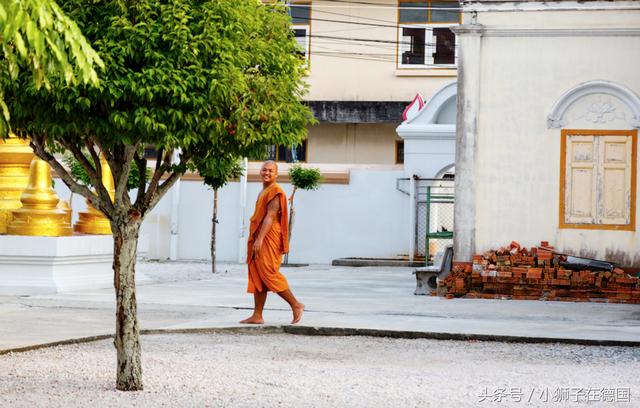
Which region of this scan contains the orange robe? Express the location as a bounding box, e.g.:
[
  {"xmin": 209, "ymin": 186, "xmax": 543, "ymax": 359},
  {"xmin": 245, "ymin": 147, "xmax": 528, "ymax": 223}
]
[{"xmin": 246, "ymin": 183, "xmax": 290, "ymax": 293}]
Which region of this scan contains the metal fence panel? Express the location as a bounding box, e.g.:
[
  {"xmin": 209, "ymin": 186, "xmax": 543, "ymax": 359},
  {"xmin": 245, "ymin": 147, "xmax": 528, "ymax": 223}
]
[{"xmin": 415, "ymin": 179, "xmax": 454, "ymax": 262}]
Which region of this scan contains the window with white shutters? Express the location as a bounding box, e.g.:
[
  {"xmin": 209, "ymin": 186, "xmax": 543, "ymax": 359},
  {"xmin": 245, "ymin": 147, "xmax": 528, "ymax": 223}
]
[{"xmin": 560, "ymin": 129, "xmax": 637, "ymax": 230}]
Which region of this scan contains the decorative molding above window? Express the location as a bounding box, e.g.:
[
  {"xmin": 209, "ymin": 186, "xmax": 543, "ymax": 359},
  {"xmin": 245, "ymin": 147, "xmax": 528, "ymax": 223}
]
[
  {"xmin": 548, "ymin": 80, "xmax": 640, "ymax": 129},
  {"xmin": 482, "ymin": 28, "xmax": 640, "ymax": 38}
]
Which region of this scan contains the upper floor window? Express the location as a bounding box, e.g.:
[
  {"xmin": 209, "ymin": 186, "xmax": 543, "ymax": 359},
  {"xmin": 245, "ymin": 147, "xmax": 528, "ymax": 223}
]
[
  {"xmin": 265, "ymin": 140, "xmax": 308, "ymax": 163},
  {"xmin": 288, "ymin": 1, "xmax": 311, "ymax": 60},
  {"xmin": 397, "ymin": 1, "xmax": 460, "ymax": 68},
  {"xmin": 395, "ymin": 140, "xmax": 404, "ymax": 164}
]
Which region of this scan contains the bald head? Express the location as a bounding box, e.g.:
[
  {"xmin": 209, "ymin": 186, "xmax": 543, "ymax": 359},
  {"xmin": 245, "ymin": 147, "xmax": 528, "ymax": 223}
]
[
  {"xmin": 260, "ymin": 160, "xmax": 278, "ymax": 186},
  {"xmin": 263, "ymin": 160, "xmax": 278, "ymax": 171}
]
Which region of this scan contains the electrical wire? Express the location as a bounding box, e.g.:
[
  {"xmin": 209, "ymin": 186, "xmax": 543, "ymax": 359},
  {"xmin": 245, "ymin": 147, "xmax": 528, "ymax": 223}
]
[
  {"xmin": 312, "ymin": 52, "xmax": 395, "ymax": 62},
  {"xmin": 313, "ymin": 7, "xmax": 400, "ymax": 24},
  {"xmin": 309, "ymin": 33, "xmax": 449, "ymax": 46},
  {"xmin": 285, "ymin": 1, "xmax": 462, "ymax": 11},
  {"xmin": 313, "ymin": 43, "xmax": 397, "ymax": 57},
  {"xmin": 297, "ymin": 15, "xmax": 398, "ymax": 28}
]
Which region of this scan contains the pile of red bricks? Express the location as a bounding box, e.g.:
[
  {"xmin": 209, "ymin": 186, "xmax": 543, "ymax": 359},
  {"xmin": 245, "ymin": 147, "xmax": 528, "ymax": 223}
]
[{"xmin": 441, "ymin": 241, "xmax": 640, "ymax": 303}]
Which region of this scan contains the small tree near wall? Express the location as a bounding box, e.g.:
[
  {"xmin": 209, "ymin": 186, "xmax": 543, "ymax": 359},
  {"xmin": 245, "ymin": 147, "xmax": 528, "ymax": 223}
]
[{"xmin": 286, "ymin": 164, "xmax": 321, "ymax": 264}]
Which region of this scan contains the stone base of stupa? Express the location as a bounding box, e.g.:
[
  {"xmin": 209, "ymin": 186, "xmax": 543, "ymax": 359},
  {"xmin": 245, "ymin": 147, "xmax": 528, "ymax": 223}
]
[{"xmin": 0, "ymin": 234, "xmax": 149, "ymax": 295}]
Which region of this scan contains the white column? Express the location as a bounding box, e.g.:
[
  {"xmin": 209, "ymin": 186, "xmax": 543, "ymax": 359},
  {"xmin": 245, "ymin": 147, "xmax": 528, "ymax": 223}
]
[{"xmin": 451, "ymin": 23, "xmax": 484, "ymax": 263}]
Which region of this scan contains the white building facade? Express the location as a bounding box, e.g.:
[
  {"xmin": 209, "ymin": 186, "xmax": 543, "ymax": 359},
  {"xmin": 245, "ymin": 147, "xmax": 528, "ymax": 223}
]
[{"xmin": 453, "ymin": 0, "xmax": 640, "ymax": 267}]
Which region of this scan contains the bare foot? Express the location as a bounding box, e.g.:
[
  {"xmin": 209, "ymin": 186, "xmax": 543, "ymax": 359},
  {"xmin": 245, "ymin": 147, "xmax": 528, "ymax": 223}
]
[
  {"xmin": 240, "ymin": 315, "xmax": 264, "ymax": 324},
  {"xmin": 291, "ymin": 303, "xmax": 304, "ymax": 324}
]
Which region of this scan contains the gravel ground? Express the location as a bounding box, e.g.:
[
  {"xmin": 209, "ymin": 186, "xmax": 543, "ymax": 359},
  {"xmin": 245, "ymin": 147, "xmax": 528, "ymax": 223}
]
[
  {"xmin": 136, "ymin": 260, "xmax": 334, "ymax": 284},
  {"xmin": 1, "ymin": 333, "xmax": 639, "ymax": 408},
  {"xmin": 137, "ymin": 260, "xmax": 238, "ymax": 284}
]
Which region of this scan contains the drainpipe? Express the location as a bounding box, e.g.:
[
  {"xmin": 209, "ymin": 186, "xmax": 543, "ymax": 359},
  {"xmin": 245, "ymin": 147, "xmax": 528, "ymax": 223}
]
[
  {"xmin": 169, "ymin": 149, "xmax": 181, "ymax": 261},
  {"xmin": 237, "ymin": 158, "xmax": 248, "ymax": 263}
]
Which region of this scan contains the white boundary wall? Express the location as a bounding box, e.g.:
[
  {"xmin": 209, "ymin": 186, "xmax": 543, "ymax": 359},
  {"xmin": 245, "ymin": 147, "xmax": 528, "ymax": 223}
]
[{"xmin": 55, "ymin": 168, "xmax": 409, "ymax": 264}]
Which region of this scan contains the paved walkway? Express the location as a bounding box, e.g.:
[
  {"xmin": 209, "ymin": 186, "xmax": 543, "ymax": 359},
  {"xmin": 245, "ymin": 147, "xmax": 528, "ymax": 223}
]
[{"xmin": 1, "ymin": 261, "xmax": 639, "ymax": 351}]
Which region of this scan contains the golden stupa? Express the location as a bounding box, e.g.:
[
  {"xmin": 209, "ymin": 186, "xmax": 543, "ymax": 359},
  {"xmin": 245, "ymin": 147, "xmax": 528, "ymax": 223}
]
[
  {"xmin": 57, "ymin": 200, "xmax": 72, "ymax": 225},
  {"xmin": 7, "ymin": 158, "xmax": 72, "ymax": 236},
  {"xmin": 74, "ymin": 155, "xmax": 114, "ymax": 235},
  {"xmin": 0, "ymin": 134, "xmax": 35, "ymax": 233}
]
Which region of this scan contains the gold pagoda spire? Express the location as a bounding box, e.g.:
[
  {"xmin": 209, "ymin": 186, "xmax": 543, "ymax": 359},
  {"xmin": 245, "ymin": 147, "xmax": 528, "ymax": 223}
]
[
  {"xmin": 0, "ymin": 134, "xmax": 35, "ymax": 233},
  {"xmin": 7, "ymin": 157, "xmax": 72, "ymax": 236},
  {"xmin": 74, "ymin": 155, "xmax": 114, "ymax": 235}
]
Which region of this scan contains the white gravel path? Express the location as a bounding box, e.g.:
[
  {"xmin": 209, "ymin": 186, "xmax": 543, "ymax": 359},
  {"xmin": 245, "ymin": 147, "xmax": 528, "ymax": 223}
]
[{"xmin": 1, "ymin": 333, "xmax": 639, "ymax": 408}]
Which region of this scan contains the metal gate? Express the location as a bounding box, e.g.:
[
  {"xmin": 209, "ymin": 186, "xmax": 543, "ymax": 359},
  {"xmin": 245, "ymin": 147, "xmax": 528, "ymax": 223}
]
[
  {"xmin": 416, "ymin": 179, "xmax": 454, "ymax": 262},
  {"xmin": 397, "ymin": 177, "xmax": 455, "ymax": 263}
]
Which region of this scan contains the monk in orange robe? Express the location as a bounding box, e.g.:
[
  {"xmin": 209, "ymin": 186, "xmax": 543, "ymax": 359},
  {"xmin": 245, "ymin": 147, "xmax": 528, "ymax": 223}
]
[{"xmin": 240, "ymin": 161, "xmax": 304, "ymax": 325}]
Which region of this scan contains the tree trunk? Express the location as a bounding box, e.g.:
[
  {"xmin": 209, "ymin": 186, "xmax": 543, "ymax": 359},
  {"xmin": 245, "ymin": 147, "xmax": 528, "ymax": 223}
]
[
  {"xmin": 112, "ymin": 219, "xmax": 143, "ymax": 391},
  {"xmin": 211, "ymin": 189, "xmax": 218, "ymax": 274}
]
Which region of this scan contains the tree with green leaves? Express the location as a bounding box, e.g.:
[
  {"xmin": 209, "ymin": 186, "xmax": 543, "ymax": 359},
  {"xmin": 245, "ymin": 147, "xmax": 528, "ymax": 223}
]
[
  {"xmin": 0, "ymin": 0, "xmax": 104, "ymax": 134},
  {"xmin": 2, "ymin": 0, "xmax": 312, "ymax": 391},
  {"xmin": 199, "ymin": 155, "xmax": 244, "ymax": 274},
  {"xmin": 63, "ymin": 153, "xmax": 149, "ymax": 208},
  {"xmin": 285, "ymin": 164, "xmax": 321, "ymax": 264}
]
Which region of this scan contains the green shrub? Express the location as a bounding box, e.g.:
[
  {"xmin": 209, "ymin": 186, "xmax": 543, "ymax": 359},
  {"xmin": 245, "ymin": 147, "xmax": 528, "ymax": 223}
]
[{"xmin": 288, "ymin": 164, "xmax": 321, "ymax": 191}]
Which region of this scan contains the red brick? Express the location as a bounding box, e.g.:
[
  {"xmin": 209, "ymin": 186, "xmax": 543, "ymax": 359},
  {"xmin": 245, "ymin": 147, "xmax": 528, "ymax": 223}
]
[
  {"xmin": 527, "ymin": 268, "xmax": 542, "ymax": 279},
  {"xmin": 615, "ymin": 277, "xmax": 638, "ymax": 285}
]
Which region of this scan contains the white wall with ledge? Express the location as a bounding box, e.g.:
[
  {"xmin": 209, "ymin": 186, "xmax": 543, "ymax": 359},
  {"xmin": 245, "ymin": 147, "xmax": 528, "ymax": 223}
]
[
  {"xmin": 53, "ymin": 166, "xmax": 410, "ymax": 265},
  {"xmin": 0, "ymin": 234, "xmax": 148, "ymax": 295}
]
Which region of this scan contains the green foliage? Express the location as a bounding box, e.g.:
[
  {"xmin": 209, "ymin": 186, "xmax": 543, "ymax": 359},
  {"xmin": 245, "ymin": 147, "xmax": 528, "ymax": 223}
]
[
  {"xmin": 201, "ymin": 155, "xmax": 245, "ymax": 191},
  {"xmin": 63, "ymin": 154, "xmax": 92, "ymax": 186},
  {"xmin": 63, "ymin": 154, "xmax": 149, "ymax": 190},
  {"xmin": 0, "ymin": 0, "xmax": 104, "ymax": 135},
  {"xmin": 2, "ymin": 0, "xmax": 313, "ymax": 216},
  {"xmin": 288, "ymin": 164, "xmax": 321, "ymax": 191}
]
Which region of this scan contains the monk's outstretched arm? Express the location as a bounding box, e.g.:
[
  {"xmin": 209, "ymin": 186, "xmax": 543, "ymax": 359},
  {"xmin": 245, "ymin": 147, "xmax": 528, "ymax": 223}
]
[{"xmin": 253, "ymin": 196, "xmax": 281, "ymax": 258}]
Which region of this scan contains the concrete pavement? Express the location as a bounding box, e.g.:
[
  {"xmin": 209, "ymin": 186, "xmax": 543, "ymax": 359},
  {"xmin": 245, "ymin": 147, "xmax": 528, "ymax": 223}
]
[{"xmin": 1, "ymin": 261, "xmax": 639, "ymax": 352}]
